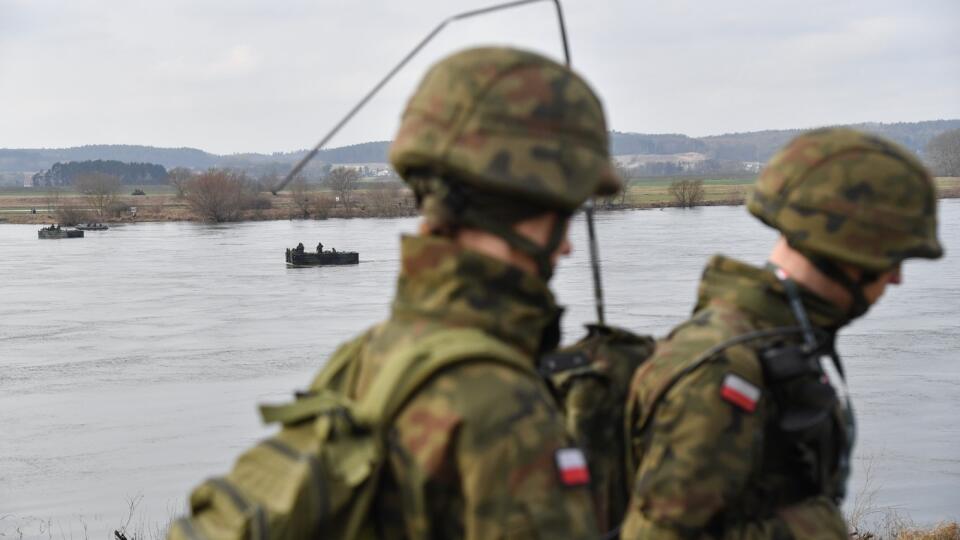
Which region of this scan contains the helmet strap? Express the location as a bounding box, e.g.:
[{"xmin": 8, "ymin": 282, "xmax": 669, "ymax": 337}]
[
  {"xmin": 414, "ymin": 174, "xmax": 569, "ymax": 280},
  {"xmin": 807, "ymin": 256, "xmax": 878, "ymax": 319},
  {"xmin": 459, "ymin": 206, "xmax": 570, "ymax": 281}
]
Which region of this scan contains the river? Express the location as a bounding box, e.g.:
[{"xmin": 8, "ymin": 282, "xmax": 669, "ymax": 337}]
[{"xmin": 2, "ymin": 201, "xmax": 958, "ymax": 538}]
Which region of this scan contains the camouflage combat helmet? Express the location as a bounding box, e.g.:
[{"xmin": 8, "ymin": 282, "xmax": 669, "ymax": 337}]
[
  {"xmin": 749, "ymin": 127, "xmax": 943, "ymax": 272},
  {"xmin": 389, "ymin": 46, "xmax": 621, "ymax": 279},
  {"xmin": 748, "ymin": 128, "xmax": 943, "ymax": 317},
  {"xmin": 391, "ymin": 46, "xmax": 620, "ymax": 210}
]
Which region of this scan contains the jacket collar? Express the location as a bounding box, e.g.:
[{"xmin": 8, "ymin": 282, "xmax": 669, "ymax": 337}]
[
  {"xmin": 696, "ymin": 255, "xmax": 849, "ymax": 331},
  {"xmin": 391, "ymin": 234, "xmax": 562, "ymax": 356}
]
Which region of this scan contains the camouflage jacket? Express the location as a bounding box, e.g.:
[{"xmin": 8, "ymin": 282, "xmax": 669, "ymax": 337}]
[
  {"xmin": 321, "ymin": 234, "xmax": 599, "ymax": 540},
  {"xmin": 621, "ymin": 256, "xmax": 851, "ymax": 540}
]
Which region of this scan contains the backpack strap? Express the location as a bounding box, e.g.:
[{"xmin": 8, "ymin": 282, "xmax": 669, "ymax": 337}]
[
  {"xmin": 340, "ymin": 327, "xmax": 535, "ymax": 540},
  {"xmin": 354, "ymin": 327, "xmax": 535, "ymax": 425},
  {"xmin": 626, "ymin": 326, "xmax": 804, "ymax": 475},
  {"xmin": 258, "ymin": 328, "xmax": 375, "ymax": 426}
]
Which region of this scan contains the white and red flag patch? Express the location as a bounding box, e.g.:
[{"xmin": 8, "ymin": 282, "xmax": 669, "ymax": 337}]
[
  {"xmin": 555, "ymin": 448, "xmax": 590, "ymax": 486},
  {"xmin": 720, "ymin": 373, "xmax": 760, "ymax": 413}
]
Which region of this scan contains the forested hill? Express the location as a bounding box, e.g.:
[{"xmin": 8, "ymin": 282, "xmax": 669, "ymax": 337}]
[
  {"xmin": 2, "ymin": 120, "xmax": 957, "ymax": 174},
  {"xmin": 610, "ymin": 119, "xmax": 960, "ymax": 161},
  {"xmin": 0, "ymin": 141, "xmax": 393, "ymax": 175},
  {"xmin": 699, "ymin": 119, "xmax": 960, "ymax": 161}
]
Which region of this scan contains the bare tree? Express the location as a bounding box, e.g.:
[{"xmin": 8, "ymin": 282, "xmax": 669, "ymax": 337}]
[
  {"xmin": 55, "ymin": 202, "xmax": 91, "ymax": 226},
  {"xmin": 168, "ymin": 167, "xmax": 194, "ymax": 199},
  {"xmin": 76, "ymin": 172, "xmax": 122, "ymax": 218},
  {"xmin": 290, "ymin": 177, "xmax": 314, "ymax": 218},
  {"xmin": 185, "ymin": 170, "xmax": 247, "ymax": 222},
  {"xmin": 364, "ymin": 185, "xmax": 405, "ymax": 217},
  {"xmin": 326, "ymin": 167, "xmax": 360, "ymax": 210},
  {"xmin": 925, "ymin": 129, "xmax": 960, "ymax": 176},
  {"xmin": 311, "ymin": 194, "xmax": 334, "ymax": 219},
  {"xmin": 43, "ymin": 185, "xmax": 63, "ymax": 213},
  {"xmin": 668, "ymin": 179, "xmax": 705, "ymax": 208}
]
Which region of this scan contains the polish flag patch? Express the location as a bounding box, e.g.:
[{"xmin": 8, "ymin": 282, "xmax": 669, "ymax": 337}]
[
  {"xmin": 720, "ymin": 373, "xmax": 760, "ymax": 413},
  {"xmin": 555, "ymin": 448, "xmax": 590, "ymax": 486}
]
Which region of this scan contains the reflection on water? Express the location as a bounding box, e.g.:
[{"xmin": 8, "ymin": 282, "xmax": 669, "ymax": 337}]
[{"xmin": 2, "ymin": 201, "xmax": 958, "ymax": 537}]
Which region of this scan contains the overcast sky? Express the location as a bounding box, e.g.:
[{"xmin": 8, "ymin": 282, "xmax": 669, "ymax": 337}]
[{"xmin": 1, "ymin": 0, "xmax": 957, "ymax": 154}]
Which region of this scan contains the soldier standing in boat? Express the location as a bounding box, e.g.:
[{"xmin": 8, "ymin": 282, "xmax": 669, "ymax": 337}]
[{"xmin": 316, "ymin": 241, "xmax": 323, "ymax": 254}]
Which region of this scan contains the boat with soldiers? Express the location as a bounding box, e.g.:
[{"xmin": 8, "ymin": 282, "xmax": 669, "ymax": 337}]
[
  {"xmin": 285, "ymin": 242, "xmax": 358, "ymax": 266},
  {"xmin": 38, "ymin": 225, "xmax": 84, "ymax": 239},
  {"xmin": 75, "ymin": 222, "xmax": 109, "ymax": 231}
]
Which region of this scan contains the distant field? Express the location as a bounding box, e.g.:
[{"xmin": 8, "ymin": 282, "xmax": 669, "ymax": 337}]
[
  {"xmin": 1, "ymin": 177, "xmax": 957, "ymax": 223},
  {"xmin": 622, "ymin": 177, "xmax": 751, "ymax": 205},
  {"xmin": 0, "ymin": 184, "xmax": 178, "ymax": 198},
  {"xmin": 627, "ymin": 175, "xmax": 757, "ymax": 188},
  {"xmin": 623, "ymin": 176, "xmax": 959, "ymax": 205}
]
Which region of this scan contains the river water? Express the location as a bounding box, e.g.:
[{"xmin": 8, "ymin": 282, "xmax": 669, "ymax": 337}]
[{"xmin": 2, "ymin": 202, "xmax": 958, "ymax": 538}]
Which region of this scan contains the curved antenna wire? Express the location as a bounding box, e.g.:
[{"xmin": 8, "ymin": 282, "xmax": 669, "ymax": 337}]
[
  {"xmin": 271, "ymin": 0, "xmax": 571, "ymax": 194},
  {"xmin": 271, "ymin": 0, "xmax": 606, "ymax": 329}
]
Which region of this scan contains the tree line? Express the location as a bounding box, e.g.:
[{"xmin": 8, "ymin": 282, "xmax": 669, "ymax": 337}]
[{"xmin": 32, "ymin": 160, "xmax": 167, "ymax": 187}]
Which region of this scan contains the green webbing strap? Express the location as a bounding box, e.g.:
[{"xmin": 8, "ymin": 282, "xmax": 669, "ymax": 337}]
[
  {"xmin": 311, "ymin": 328, "xmax": 375, "ymax": 389},
  {"xmin": 259, "ymin": 330, "xmax": 374, "ymax": 425},
  {"xmin": 259, "ymin": 392, "xmax": 347, "ymax": 425},
  {"xmin": 342, "ymin": 328, "xmax": 534, "ymax": 540},
  {"xmin": 354, "ymin": 328, "xmax": 534, "ymax": 425}
]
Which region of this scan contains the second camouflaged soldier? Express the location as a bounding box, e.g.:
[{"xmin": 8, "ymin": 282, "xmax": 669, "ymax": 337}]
[
  {"xmin": 621, "ymin": 128, "xmax": 942, "ymax": 539},
  {"xmin": 170, "ymin": 47, "xmax": 620, "ymax": 539}
]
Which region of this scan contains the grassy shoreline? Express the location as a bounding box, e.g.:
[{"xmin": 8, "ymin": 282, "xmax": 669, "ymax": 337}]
[{"xmin": 2, "ymin": 177, "xmax": 958, "ymax": 225}]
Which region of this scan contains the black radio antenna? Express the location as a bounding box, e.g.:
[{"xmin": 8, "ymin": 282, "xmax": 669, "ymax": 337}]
[
  {"xmin": 271, "ymin": 0, "xmax": 570, "ymax": 195},
  {"xmin": 273, "ymin": 0, "xmax": 607, "ymax": 326}
]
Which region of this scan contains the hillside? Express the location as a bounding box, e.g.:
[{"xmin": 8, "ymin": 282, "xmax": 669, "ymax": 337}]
[
  {"xmin": 610, "ymin": 119, "xmax": 960, "ymax": 163},
  {"xmin": 700, "ymin": 119, "xmax": 960, "ymax": 161},
  {"xmin": 1, "ymin": 120, "xmax": 956, "ymax": 181},
  {"xmin": 0, "ymin": 141, "xmax": 393, "ymax": 177}
]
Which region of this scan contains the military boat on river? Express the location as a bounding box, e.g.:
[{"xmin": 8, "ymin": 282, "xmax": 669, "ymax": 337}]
[
  {"xmin": 75, "ymin": 223, "xmax": 109, "ymax": 231},
  {"xmin": 38, "ymin": 225, "xmax": 84, "ymax": 239},
  {"xmin": 285, "ymin": 243, "xmax": 358, "ymax": 266}
]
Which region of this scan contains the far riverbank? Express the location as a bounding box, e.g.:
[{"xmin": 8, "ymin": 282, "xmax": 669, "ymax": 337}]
[{"xmin": 2, "ymin": 177, "xmax": 958, "ymax": 225}]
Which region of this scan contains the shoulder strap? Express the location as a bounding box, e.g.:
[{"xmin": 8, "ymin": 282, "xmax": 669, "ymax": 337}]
[
  {"xmin": 354, "ymin": 327, "xmax": 534, "ymax": 426},
  {"xmin": 626, "ymin": 326, "xmax": 804, "ymax": 474},
  {"xmin": 311, "ymin": 326, "xmax": 377, "ymax": 389}
]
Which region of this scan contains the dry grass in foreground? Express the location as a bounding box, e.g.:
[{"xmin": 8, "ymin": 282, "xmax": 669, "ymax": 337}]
[{"xmin": 851, "ymin": 521, "xmax": 960, "ymax": 540}]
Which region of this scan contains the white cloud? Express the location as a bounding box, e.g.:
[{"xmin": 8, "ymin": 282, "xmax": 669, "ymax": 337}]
[
  {"xmin": 0, "ymin": 0, "xmax": 958, "ymax": 153},
  {"xmin": 155, "ymin": 45, "xmax": 264, "ymax": 81}
]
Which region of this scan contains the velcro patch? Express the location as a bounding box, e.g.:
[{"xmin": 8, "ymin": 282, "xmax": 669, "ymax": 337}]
[
  {"xmin": 555, "ymin": 448, "xmax": 590, "ymax": 486},
  {"xmin": 720, "ymin": 373, "xmax": 760, "ymax": 413}
]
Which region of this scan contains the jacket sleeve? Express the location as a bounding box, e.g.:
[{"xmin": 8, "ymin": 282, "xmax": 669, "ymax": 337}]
[
  {"xmin": 620, "ymin": 359, "xmax": 848, "ymax": 540},
  {"xmin": 390, "ymin": 362, "xmax": 601, "ymax": 540}
]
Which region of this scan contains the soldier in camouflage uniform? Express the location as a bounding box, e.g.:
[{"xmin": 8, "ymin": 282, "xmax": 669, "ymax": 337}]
[
  {"xmin": 621, "ymin": 128, "xmax": 943, "ymax": 539},
  {"xmin": 172, "ymin": 47, "xmax": 620, "ymax": 539}
]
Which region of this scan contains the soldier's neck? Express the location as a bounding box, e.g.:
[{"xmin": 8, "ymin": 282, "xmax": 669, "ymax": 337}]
[
  {"xmin": 417, "ymin": 214, "xmax": 568, "ymax": 278},
  {"xmin": 767, "ymin": 237, "xmax": 852, "ymax": 312}
]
